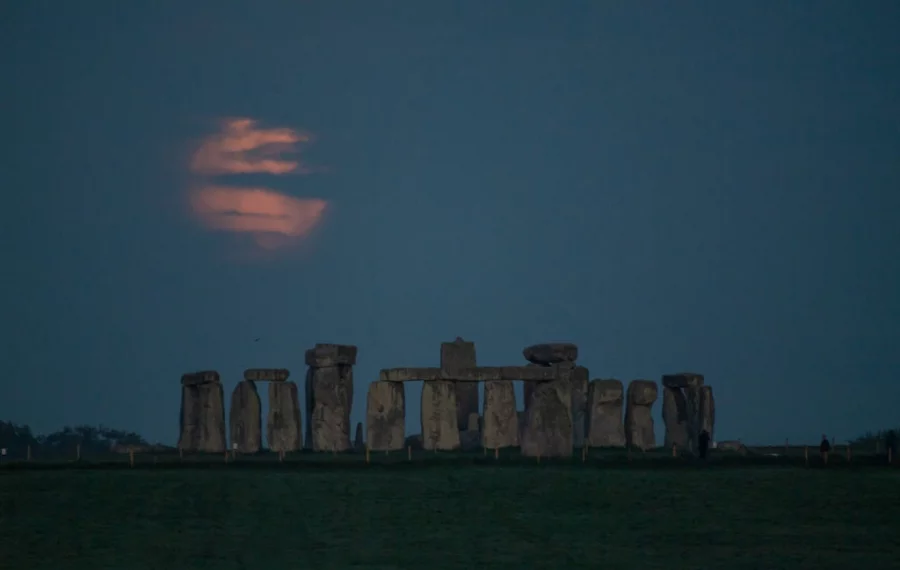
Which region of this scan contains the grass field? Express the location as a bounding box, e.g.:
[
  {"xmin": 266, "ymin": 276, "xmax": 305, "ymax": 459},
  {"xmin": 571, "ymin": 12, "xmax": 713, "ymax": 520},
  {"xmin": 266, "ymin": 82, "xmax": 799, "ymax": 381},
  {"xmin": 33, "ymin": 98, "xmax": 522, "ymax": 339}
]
[{"xmin": 2, "ymin": 452, "xmax": 899, "ymax": 569}]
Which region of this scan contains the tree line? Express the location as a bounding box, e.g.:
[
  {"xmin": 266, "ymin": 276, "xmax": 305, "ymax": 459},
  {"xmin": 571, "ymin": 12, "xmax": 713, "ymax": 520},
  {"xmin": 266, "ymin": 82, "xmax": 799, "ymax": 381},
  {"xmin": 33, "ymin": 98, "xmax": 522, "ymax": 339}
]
[{"xmin": 0, "ymin": 421, "xmax": 154, "ymax": 459}]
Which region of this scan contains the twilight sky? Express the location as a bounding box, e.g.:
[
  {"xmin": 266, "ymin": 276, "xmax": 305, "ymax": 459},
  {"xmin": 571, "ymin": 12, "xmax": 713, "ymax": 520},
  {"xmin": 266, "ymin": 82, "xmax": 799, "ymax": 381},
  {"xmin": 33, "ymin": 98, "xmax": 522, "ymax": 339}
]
[{"xmin": 2, "ymin": 2, "xmax": 898, "ymax": 446}]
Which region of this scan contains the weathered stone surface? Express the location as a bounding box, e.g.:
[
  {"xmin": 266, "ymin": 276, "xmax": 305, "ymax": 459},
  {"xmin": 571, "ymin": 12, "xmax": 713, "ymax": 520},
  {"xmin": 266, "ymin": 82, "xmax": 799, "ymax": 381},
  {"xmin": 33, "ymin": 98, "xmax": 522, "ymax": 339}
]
[
  {"xmin": 662, "ymin": 372, "xmax": 704, "ymax": 389},
  {"xmin": 305, "ymin": 365, "xmax": 354, "ymax": 452},
  {"xmin": 354, "ymin": 422, "xmax": 364, "ymax": 451},
  {"xmin": 305, "ymin": 343, "xmax": 358, "ymax": 367},
  {"xmin": 523, "ymin": 363, "xmax": 547, "ymax": 413},
  {"xmin": 523, "ymin": 343, "xmax": 578, "ymax": 365},
  {"xmin": 571, "ymin": 366, "xmax": 589, "ymax": 448},
  {"xmin": 482, "ymin": 380, "xmax": 518, "ymax": 449},
  {"xmin": 587, "ymin": 379, "xmax": 626, "ymax": 447},
  {"xmin": 229, "ymin": 381, "xmax": 261, "ymax": 453},
  {"xmin": 178, "ymin": 382, "xmax": 226, "ymax": 453},
  {"xmin": 441, "ymin": 338, "xmax": 479, "ymax": 433},
  {"xmin": 465, "ymin": 412, "xmax": 480, "ymax": 433},
  {"xmin": 521, "ymin": 376, "xmax": 573, "ymax": 457},
  {"xmin": 685, "ymin": 384, "xmax": 702, "ymax": 454},
  {"xmin": 181, "ymin": 370, "xmax": 220, "ymax": 386},
  {"xmin": 625, "ymin": 380, "xmax": 657, "ymax": 450},
  {"xmin": 700, "ymin": 386, "xmax": 715, "ymax": 443},
  {"xmin": 366, "ymin": 381, "xmax": 405, "ymax": 451},
  {"xmin": 378, "ymin": 366, "xmax": 558, "ymax": 382},
  {"xmin": 244, "ymin": 368, "xmax": 290, "ymax": 382},
  {"xmin": 662, "ymin": 386, "xmax": 688, "ymax": 450},
  {"xmin": 420, "ymin": 380, "xmax": 460, "ymax": 451},
  {"xmin": 267, "ymin": 382, "xmax": 302, "ymax": 452}
]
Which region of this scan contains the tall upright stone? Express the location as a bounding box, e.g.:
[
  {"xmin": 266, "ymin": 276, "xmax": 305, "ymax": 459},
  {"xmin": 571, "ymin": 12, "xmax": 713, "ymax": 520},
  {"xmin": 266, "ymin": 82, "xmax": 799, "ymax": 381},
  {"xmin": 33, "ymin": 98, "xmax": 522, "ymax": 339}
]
[
  {"xmin": 662, "ymin": 387, "xmax": 688, "ymax": 450},
  {"xmin": 587, "ymin": 379, "xmax": 626, "ymax": 447},
  {"xmin": 178, "ymin": 371, "xmax": 226, "ymax": 453},
  {"xmin": 366, "ymin": 381, "xmax": 405, "ymax": 451},
  {"xmin": 663, "ymin": 373, "xmax": 704, "ymax": 454},
  {"xmin": 625, "ymin": 380, "xmax": 657, "ymax": 450},
  {"xmin": 305, "ymin": 344, "xmax": 356, "ymax": 452},
  {"xmin": 267, "ymin": 381, "xmax": 302, "ymax": 452},
  {"xmin": 229, "ymin": 380, "xmax": 261, "ymax": 453},
  {"xmin": 700, "ymin": 385, "xmax": 715, "ymax": 443},
  {"xmin": 421, "ymin": 380, "xmax": 460, "ymax": 451},
  {"xmin": 571, "ymin": 366, "xmax": 589, "ymax": 448},
  {"xmin": 482, "ymin": 380, "xmax": 518, "ymax": 449},
  {"xmin": 441, "ymin": 338, "xmax": 478, "ymax": 431},
  {"xmin": 521, "ymin": 365, "xmax": 574, "ymax": 458}
]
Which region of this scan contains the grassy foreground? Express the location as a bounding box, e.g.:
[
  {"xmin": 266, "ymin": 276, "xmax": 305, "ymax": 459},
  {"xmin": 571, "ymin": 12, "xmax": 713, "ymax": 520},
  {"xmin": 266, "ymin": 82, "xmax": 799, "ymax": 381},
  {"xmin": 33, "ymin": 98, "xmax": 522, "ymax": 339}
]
[{"xmin": 1, "ymin": 454, "xmax": 899, "ymax": 569}]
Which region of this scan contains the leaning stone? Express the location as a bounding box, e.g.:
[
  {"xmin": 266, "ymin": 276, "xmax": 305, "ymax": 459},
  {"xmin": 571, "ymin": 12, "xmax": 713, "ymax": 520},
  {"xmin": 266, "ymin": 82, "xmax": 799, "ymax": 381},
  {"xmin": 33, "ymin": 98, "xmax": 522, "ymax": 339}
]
[
  {"xmin": 267, "ymin": 382, "xmax": 302, "ymax": 452},
  {"xmin": 178, "ymin": 382, "xmax": 226, "ymax": 453},
  {"xmin": 305, "ymin": 365, "xmax": 354, "ymax": 452},
  {"xmin": 181, "ymin": 370, "xmax": 220, "ymax": 386},
  {"xmin": 587, "ymin": 379, "xmax": 626, "ymax": 447},
  {"xmin": 482, "ymin": 380, "xmax": 518, "ymax": 449},
  {"xmin": 441, "ymin": 338, "xmax": 479, "ymax": 433},
  {"xmin": 571, "ymin": 366, "xmax": 589, "ymax": 448},
  {"xmin": 354, "ymin": 422, "xmax": 364, "ymax": 451},
  {"xmin": 625, "ymin": 380, "xmax": 657, "ymax": 450},
  {"xmin": 229, "ymin": 381, "xmax": 261, "ymax": 453},
  {"xmin": 662, "ymin": 386, "xmax": 688, "ymax": 450},
  {"xmin": 420, "ymin": 380, "xmax": 460, "ymax": 451},
  {"xmin": 661, "ymin": 372, "xmax": 704, "ymax": 389},
  {"xmin": 523, "ymin": 343, "xmax": 578, "ymax": 365},
  {"xmin": 366, "ymin": 381, "xmax": 405, "ymax": 451},
  {"xmin": 244, "ymin": 368, "xmax": 290, "ymax": 382},
  {"xmin": 304, "ymin": 343, "xmax": 358, "ymax": 367},
  {"xmin": 700, "ymin": 386, "xmax": 715, "ymax": 443},
  {"xmin": 521, "ymin": 372, "xmax": 573, "ymax": 457}
]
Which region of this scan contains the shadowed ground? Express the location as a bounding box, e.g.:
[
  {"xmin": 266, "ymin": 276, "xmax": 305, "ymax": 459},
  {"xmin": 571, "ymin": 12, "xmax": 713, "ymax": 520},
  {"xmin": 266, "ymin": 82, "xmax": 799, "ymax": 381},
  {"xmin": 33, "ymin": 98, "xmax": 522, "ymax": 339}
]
[{"xmin": 1, "ymin": 451, "xmax": 899, "ymax": 569}]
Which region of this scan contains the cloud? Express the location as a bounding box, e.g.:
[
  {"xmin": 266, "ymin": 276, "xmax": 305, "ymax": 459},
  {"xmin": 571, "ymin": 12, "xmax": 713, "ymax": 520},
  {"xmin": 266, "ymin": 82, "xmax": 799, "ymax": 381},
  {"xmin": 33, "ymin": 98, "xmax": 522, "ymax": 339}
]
[
  {"xmin": 191, "ymin": 185, "xmax": 327, "ymax": 241},
  {"xmin": 186, "ymin": 117, "xmax": 329, "ymax": 254},
  {"xmin": 190, "ymin": 117, "xmax": 313, "ymax": 175}
]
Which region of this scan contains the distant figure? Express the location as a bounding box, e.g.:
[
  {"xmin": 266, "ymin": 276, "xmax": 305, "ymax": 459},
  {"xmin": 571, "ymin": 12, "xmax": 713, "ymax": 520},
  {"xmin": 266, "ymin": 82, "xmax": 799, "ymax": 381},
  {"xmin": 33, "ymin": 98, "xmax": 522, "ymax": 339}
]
[
  {"xmin": 819, "ymin": 434, "xmax": 831, "ymax": 464},
  {"xmin": 698, "ymin": 430, "xmax": 711, "ymax": 459}
]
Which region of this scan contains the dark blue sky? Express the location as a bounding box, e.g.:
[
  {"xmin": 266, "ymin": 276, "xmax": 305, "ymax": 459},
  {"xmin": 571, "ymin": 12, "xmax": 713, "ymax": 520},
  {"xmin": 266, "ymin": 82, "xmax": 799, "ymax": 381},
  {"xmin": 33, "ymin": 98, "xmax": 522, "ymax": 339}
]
[{"xmin": 3, "ymin": 2, "xmax": 898, "ymax": 446}]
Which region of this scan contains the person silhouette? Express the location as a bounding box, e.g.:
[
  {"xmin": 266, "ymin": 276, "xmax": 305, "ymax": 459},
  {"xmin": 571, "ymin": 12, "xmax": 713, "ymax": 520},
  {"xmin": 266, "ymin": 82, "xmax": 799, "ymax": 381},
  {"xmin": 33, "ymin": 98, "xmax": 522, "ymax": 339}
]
[
  {"xmin": 698, "ymin": 430, "xmax": 711, "ymax": 459},
  {"xmin": 819, "ymin": 434, "xmax": 832, "ymax": 465}
]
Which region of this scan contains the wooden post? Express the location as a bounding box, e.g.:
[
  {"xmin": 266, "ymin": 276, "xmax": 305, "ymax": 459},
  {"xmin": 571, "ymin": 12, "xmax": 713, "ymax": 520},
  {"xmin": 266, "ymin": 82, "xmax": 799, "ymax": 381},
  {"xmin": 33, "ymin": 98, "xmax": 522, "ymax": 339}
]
[
  {"xmin": 804, "ymin": 446, "xmax": 808, "ymax": 466},
  {"xmin": 494, "ymin": 447, "xmax": 499, "ymax": 460},
  {"xmin": 365, "ymin": 446, "xmax": 370, "ymax": 464},
  {"xmin": 279, "ymin": 450, "xmax": 285, "ymax": 462},
  {"xmin": 483, "ymin": 447, "xmax": 487, "ymax": 456},
  {"xmin": 129, "ymin": 449, "xmax": 134, "ymax": 468},
  {"xmin": 672, "ymin": 443, "xmax": 677, "ymax": 457},
  {"xmin": 407, "ymin": 446, "xmax": 412, "ymax": 461}
]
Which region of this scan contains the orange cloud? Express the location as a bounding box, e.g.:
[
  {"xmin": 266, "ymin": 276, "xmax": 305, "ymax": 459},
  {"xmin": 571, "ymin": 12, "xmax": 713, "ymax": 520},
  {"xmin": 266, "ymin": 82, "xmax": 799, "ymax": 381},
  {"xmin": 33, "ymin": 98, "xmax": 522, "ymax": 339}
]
[
  {"xmin": 190, "ymin": 118, "xmax": 313, "ymax": 175},
  {"xmin": 191, "ymin": 185, "xmax": 327, "ymax": 242}
]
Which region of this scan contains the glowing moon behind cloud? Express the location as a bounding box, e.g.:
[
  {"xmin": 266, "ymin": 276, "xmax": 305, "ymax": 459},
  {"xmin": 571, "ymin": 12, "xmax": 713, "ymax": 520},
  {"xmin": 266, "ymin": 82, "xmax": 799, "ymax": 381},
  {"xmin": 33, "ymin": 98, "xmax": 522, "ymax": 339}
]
[{"xmin": 187, "ymin": 117, "xmax": 328, "ymax": 252}]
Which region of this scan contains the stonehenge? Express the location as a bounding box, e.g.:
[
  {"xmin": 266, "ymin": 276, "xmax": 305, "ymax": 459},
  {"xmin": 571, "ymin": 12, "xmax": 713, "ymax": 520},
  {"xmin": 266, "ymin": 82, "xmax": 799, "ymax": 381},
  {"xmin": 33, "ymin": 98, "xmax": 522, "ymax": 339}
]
[
  {"xmin": 306, "ymin": 344, "xmax": 355, "ymax": 452},
  {"xmin": 177, "ymin": 341, "xmax": 719, "ymax": 458}
]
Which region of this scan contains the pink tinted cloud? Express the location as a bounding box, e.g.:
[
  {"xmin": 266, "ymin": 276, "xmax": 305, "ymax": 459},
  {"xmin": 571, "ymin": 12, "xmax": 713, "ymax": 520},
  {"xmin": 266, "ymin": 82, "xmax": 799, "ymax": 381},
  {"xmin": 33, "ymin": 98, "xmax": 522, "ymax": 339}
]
[
  {"xmin": 190, "ymin": 117, "xmax": 313, "ymax": 175},
  {"xmin": 191, "ymin": 185, "xmax": 328, "ymax": 242}
]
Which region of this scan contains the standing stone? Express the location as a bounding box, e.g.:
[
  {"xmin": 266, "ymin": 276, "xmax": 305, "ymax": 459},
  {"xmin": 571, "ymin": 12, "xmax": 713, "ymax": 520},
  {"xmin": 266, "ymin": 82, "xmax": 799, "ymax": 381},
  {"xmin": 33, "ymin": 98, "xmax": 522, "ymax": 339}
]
[
  {"xmin": 354, "ymin": 422, "xmax": 365, "ymax": 451},
  {"xmin": 523, "ymin": 363, "xmax": 548, "ymax": 413},
  {"xmin": 700, "ymin": 385, "xmax": 715, "ymax": 444},
  {"xmin": 662, "ymin": 386, "xmax": 688, "ymax": 450},
  {"xmin": 441, "ymin": 338, "xmax": 478, "ymax": 432},
  {"xmin": 587, "ymin": 379, "xmax": 626, "ymax": 447},
  {"xmin": 571, "ymin": 366, "xmax": 589, "ymax": 448},
  {"xmin": 305, "ymin": 364, "xmax": 354, "ymax": 452},
  {"xmin": 267, "ymin": 382, "xmax": 302, "ymax": 452},
  {"xmin": 625, "ymin": 380, "xmax": 657, "ymax": 450},
  {"xmin": 229, "ymin": 381, "xmax": 261, "ymax": 453},
  {"xmin": 421, "ymin": 380, "xmax": 460, "ymax": 451},
  {"xmin": 366, "ymin": 381, "xmax": 405, "ymax": 451},
  {"xmin": 178, "ymin": 373, "xmax": 226, "ymax": 453},
  {"xmin": 483, "ymin": 382, "xmax": 519, "ymax": 449},
  {"xmin": 521, "ymin": 366, "xmax": 573, "ymax": 457},
  {"xmin": 685, "ymin": 384, "xmax": 702, "ymax": 454}
]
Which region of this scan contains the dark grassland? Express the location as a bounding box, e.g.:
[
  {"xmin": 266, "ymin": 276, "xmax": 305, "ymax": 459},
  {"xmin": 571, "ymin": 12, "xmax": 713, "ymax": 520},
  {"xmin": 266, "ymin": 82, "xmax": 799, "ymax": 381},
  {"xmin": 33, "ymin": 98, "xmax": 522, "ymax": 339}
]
[{"xmin": 1, "ymin": 453, "xmax": 899, "ymax": 570}]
